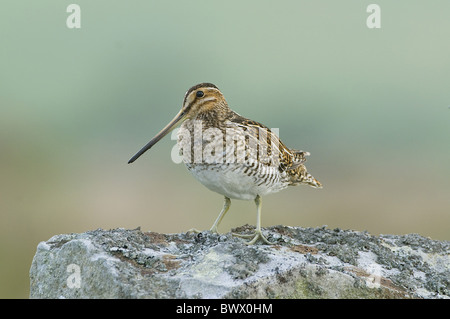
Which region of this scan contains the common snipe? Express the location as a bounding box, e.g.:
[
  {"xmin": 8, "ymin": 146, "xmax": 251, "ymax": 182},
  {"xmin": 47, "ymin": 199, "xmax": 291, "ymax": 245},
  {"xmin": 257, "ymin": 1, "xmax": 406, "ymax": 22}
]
[{"xmin": 129, "ymin": 83, "xmax": 322, "ymax": 244}]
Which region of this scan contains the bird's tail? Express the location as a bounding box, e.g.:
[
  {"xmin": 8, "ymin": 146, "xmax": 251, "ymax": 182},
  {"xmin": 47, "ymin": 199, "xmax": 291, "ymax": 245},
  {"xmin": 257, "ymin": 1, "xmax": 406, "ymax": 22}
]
[
  {"xmin": 287, "ymin": 150, "xmax": 322, "ymax": 188},
  {"xmin": 303, "ymin": 171, "xmax": 322, "ymax": 188},
  {"xmin": 289, "ymin": 171, "xmax": 322, "ymax": 188},
  {"xmin": 288, "ymin": 165, "xmax": 322, "ymax": 188}
]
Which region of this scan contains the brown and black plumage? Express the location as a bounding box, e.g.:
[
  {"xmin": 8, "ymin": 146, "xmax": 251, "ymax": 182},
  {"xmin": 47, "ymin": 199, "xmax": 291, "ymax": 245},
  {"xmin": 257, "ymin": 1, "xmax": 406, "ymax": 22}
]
[{"xmin": 129, "ymin": 83, "xmax": 322, "ymax": 244}]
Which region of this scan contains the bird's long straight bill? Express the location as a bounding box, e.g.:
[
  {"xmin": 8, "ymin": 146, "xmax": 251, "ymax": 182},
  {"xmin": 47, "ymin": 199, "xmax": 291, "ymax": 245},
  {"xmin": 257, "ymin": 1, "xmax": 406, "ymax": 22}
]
[{"xmin": 128, "ymin": 110, "xmax": 186, "ymax": 164}]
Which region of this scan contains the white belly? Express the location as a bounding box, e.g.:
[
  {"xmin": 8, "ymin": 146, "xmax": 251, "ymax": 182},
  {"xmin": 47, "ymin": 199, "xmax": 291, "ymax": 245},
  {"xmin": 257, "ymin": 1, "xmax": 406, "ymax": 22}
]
[{"xmin": 186, "ymin": 163, "xmax": 289, "ymax": 200}]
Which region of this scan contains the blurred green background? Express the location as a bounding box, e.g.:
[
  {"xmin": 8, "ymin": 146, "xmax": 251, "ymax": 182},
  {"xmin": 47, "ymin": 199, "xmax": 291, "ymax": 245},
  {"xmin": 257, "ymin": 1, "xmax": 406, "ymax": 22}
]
[{"xmin": 1, "ymin": 0, "xmax": 449, "ymax": 298}]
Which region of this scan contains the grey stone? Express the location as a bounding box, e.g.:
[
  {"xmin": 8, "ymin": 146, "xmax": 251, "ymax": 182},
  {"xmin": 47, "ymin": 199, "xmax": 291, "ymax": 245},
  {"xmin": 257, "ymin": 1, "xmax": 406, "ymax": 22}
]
[{"xmin": 29, "ymin": 226, "xmax": 449, "ymax": 299}]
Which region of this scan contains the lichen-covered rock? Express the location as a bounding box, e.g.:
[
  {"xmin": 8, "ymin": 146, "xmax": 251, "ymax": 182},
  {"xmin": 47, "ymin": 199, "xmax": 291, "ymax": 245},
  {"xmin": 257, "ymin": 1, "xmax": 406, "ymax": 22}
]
[{"xmin": 29, "ymin": 226, "xmax": 449, "ymax": 299}]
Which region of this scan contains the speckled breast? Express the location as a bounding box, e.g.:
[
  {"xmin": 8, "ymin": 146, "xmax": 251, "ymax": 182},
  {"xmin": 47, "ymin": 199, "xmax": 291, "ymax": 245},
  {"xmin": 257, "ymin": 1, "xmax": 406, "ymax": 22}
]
[{"xmin": 176, "ymin": 119, "xmax": 290, "ymax": 200}]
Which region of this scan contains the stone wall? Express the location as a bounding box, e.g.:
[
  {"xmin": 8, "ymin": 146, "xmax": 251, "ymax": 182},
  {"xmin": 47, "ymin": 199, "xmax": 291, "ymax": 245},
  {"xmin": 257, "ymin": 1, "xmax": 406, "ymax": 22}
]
[{"xmin": 29, "ymin": 226, "xmax": 449, "ymax": 298}]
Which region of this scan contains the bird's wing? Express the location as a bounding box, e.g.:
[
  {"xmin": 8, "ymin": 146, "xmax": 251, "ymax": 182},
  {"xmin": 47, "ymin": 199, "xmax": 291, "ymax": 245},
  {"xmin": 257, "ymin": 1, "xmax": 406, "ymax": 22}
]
[{"xmin": 226, "ymin": 113, "xmax": 307, "ymax": 171}]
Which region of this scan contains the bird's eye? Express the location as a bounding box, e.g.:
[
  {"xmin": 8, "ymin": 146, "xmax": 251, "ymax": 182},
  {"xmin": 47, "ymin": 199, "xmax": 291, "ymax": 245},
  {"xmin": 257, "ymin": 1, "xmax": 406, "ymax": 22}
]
[{"xmin": 196, "ymin": 91, "xmax": 204, "ymax": 98}]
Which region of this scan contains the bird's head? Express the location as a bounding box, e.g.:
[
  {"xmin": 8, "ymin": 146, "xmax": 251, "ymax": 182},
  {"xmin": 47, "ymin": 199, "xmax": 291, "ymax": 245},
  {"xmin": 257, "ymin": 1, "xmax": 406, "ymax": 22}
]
[{"xmin": 128, "ymin": 83, "xmax": 226, "ymax": 163}]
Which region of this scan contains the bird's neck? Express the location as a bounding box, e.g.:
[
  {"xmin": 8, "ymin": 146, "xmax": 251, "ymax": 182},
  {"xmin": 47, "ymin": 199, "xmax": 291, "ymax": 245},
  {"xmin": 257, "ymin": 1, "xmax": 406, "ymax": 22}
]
[{"xmin": 194, "ymin": 101, "xmax": 231, "ymax": 129}]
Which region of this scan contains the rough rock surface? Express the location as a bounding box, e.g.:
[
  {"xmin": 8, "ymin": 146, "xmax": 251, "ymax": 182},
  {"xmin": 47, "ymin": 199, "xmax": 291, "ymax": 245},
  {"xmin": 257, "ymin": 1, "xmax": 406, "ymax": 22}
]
[{"xmin": 29, "ymin": 226, "xmax": 449, "ymax": 299}]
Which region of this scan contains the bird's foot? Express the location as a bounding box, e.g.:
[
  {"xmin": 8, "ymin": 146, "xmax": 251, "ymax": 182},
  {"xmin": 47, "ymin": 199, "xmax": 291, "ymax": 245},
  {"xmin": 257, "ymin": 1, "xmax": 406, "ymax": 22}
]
[
  {"xmin": 232, "ymin": 229, "xmax": 272, "ymax": 245},
  {"xmin": 187, "ymin": 227, "xmax": 220, "ymax": 234},
  {"xmin": 186, "ymin": 228, "xmax": 202, "ymax": 234},
  {"xmin": 209, "ymin": 226, "xmax": 219, "ymax": 234}
]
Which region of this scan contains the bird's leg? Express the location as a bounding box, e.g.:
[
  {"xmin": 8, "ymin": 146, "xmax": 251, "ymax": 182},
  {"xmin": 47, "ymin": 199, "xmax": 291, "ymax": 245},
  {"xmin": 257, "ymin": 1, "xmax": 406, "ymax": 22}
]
[
  {"xmin": 233, "ymin": 195, "xmax": 272, "ymax": 245},
  {"xmin": 187, "ymin": 197, "xmax": 230, "ymax": 234},
  {"xmin": 209, "ymin": 196, "xmax": 231, "ymax": 234}
]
